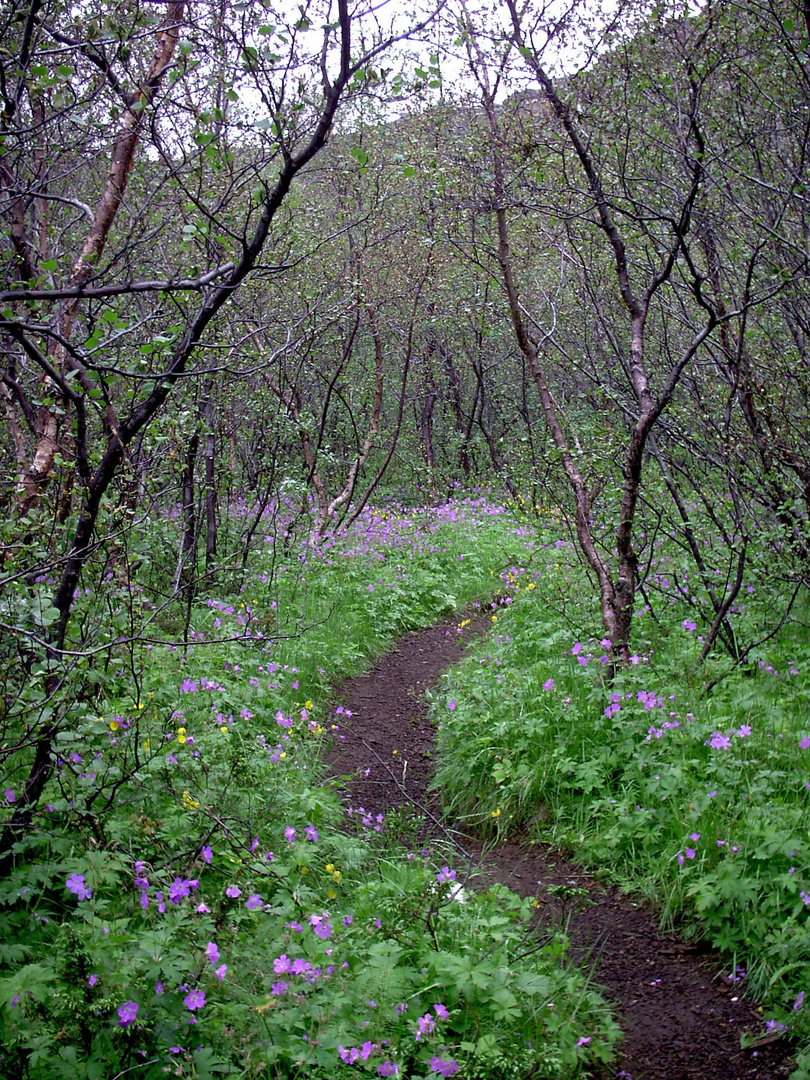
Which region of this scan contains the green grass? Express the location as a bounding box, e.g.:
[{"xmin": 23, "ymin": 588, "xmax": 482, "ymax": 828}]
[
  {"xmin": 0, "ymin": 498, "xmax": 620, "ymax": 1079},
  {"xmin": 431, "ymin": 517, "xmax": 810, "ymax": 1075}
]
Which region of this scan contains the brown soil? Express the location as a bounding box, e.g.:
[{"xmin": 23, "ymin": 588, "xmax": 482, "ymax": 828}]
[{"xmin": 325, "ymin": 616, "xmax": 796, "ymax": 1080}]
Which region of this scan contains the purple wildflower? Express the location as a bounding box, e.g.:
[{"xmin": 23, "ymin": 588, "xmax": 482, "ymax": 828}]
[
  {"xmin": 66, "ymin": 873, "xmax": 92, "ymax": 900},
  {"xmin": 183, "ymin": 989, "xmax": 205, "ymax": 1011},
  {"xmin": 709, "ymin": 731, "xmax": 732, "ymax": 751},
  {"xmin": 246, "ymin": 893, "xmax": 263, "ymax": 910},
  {"xmin": 415, "ymin": 1013, "xmax": 435, "ymax": 1040},
  {"xmin": 117, "ymin": 1000, "xmax": 139, "ymax": 1027},
  {"xmin": 429, "ymin": 1058, "xmax": 460, "ymax": 1076}
]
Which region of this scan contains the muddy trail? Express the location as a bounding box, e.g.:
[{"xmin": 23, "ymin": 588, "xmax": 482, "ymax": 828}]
[{"xmin": 325, "ymin": 616, "xmax": 795, "ymax": 1080}]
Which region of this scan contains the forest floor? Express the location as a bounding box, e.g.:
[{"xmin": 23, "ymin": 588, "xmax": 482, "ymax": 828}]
[{"xmin": 325, "ymin": 615, "xmax": 796, "ymax": 1080}]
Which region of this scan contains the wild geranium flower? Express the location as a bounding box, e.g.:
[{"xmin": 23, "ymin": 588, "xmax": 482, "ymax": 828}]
[
  {"xmin": 117, "ymin": 1000, "xmax": 139, "ymax": 1026},
  {"xmin": 436, "ymin": 866, "xmax": 456, "ymax": 885},
  {"xmin": 576, "ymin": 1037, "xmax": 591, "ymax": 1047},
  {"xmin": 201, "ymin": 845, "xmax": 212, "ymax": 864},
  {"xmin": 361, "ymin": 1041, "xmax": 376, "ymax": 1060},
  {"xmin": 66, "ymin": 873, "xmax": 92, "ymax": 900},
  {"xmin": 284, "ymin": 826, "xmax": 296, "ymax": 842},
  {"xmin": 429, "ymin": 1058, "xmax": 460, "ymax": 1076},
  {"xmin": 246, "ymin": 893, "xmax": 263, "ymax": 910},
  {"xmin": 305, "ymin": 824, "xmax": 318, "ymax": 842},
  {"xmin": 274, "ymin": 955, "xmax": 291, "ymax": 974},
  {"xmin": 415, "ymin": 1013, "xmax": 435, "ymax": 1040},
  {"xmin": 737, "ymin": 725, "xmax": 752, "ymax": 738},
  {"xmin": 800, "ymin": 736, "xmax": 810, "ymax": 750},
  {"xmin": 795, "ymin": 991, "xmax": 805, "ymax": 1011},
  {"xmin": 543, "ymin": 678, "xmax": 555, "ymax": 691},
  {"xmin": 800, "ymin": 890, "xmax": 810, "ymax": 906},
  {"xmin": 378, "ymin": 1063, "xmax": 399, "ymax": 1077},
  {"xmin": 206, "ymin": 942, "xmax": 220, "ymax": 966},
  {"xmin": 169, "ymin": 877, "xmax": 193, "ymax": 904},
  {"xmin": 685, "ymin": 848, "xmax": 696, "ymax": 860},
  {"xmin": 183, "ymin": 989, "xmax": 205, "ymax": 1011},
  {"xmin": 447, "ymin": 701, "xmax": 456, "ymax": 711},
  {"xmin": 271, "ymin": 980, "xmax": 288, "ymax": 996},
  {"xmin": 225, "ymin": 885, "xmax": 241, "ymax": 899},
  {"xmin": 708, "ymin": 731, "xmax": 732, "ymax": 751},
  {"xmin": 309, "ymin": 913, "xmax": 332, "ymax": 939},
  {"xmin": 4, "ymin": 788, "xmax": 15, "ymax": 803},
  {"xmin": 215, "ymin": 964, "xmax": 227, "ymax": 983},
  {"xmin": 339, "ymin": 1046, "xmax": 360, "ymax": 1064},
  {"xmin": 433, "ymin": 1003, "xmax": 449, "ymax": 1019},
  {"xmin": 88, "ymin": 974, "xmax": 98, "ymax": 987}
]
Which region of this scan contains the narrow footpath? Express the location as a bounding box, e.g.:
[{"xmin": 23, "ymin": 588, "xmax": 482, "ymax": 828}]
[{"xmin": 325, "ymin": 617, "xmax": 795, "ymax": 1080}]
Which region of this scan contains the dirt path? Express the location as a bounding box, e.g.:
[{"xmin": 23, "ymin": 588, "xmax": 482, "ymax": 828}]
[{"xmin": 325, "ymin": 617, "xmax": 795, "ymax": 1080}]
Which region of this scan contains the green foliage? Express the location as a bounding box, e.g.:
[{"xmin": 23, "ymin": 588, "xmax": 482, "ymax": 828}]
[
  {"xmin": 432, "ymin": 521, "xmax": 810, "ymax": 1067},
  {"xmin": 0, "ymin": 501, "xmax": 618, "ymax": 1078}
]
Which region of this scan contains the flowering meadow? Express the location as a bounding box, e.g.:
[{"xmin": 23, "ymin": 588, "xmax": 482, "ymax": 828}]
[
  {"xmin": 432, "ymin": 514, "xmax": 810, "ymax": 1078},
  {"xmin": 0, "ymin": 499, "xmax": 619, "ymax": 1079}
]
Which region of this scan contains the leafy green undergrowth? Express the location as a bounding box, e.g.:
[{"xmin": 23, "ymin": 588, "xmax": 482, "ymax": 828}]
[
  {"xmin": 432, "ymin": 531, "xmax": 810, "ymax": 1076},
  {"xmin": 1, "ymin": 499, "xmax": 620, "ymax": 1078}
]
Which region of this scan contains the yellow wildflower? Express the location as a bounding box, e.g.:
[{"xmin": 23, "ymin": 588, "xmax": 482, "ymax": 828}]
[
  {"xmin": 304, "ymin": 700, "xmax": 313, "ymax": 710},
  {"xmin": 182, "ymin": 790, "xmax": 200, "ymax": 811},
  {"xmin": 109, "ymin": 720, "xmax": 120, "ymax": 732}
]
